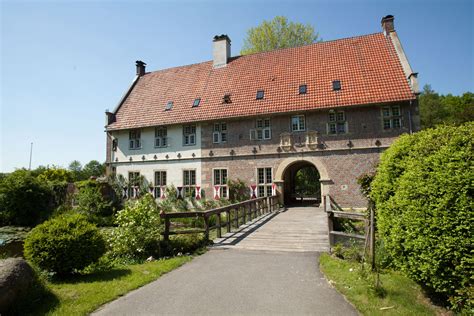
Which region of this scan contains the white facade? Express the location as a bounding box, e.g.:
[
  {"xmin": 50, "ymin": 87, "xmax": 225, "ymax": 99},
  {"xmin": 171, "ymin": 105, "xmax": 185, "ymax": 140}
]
[{"xmin": 111, "ymin": 124, "xmax": 202, "ymax": 189}]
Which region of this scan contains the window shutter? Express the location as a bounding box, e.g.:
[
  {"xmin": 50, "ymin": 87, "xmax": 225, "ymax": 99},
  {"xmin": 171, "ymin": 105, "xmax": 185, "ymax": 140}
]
[
  {"xmin": 250, "ymin": 129, "xmax": 256, "ymax": 140},
  {"xmin": 213, "ymin": 132, "xmax": 220, "ymax": 143}
]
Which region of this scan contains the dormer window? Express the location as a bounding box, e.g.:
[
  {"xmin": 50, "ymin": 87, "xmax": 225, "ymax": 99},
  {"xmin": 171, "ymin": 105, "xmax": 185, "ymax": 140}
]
[
  {"xmin": 332, "ymin": 80, "xmax": 341, "ymax": 91},
  {"xmin": 299, "ymin": 85, "xmax": 307, "ymax": 94},
  {"xmin": 256, "ymin": 90, "xmax": 264, "ymax": 100},
  {"xmin": 223, "ymin": 94, "xmax": 232, "ymax": 104},
  {"xmin": 193, "ymin": 98, "xmax": 201, "ymax": 107},
  {"xmin": 165, "ymin": 101, "xmax": 173, "ymax": 111}
]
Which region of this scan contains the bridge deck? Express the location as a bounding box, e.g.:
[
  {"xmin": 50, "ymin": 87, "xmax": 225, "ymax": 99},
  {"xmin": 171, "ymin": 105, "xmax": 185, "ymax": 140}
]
[{"xmin": 212, "ymin": 206, "xmax": 329, "ymax": 252}]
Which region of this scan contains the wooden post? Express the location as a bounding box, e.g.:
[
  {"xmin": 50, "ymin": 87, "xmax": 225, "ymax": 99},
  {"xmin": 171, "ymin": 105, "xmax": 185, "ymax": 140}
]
[
  {"xmin": 216, "ymin": 212, "xmax": 222, "ymax": 238},
  {"xmin": 234, "ymin": 208, "xmax": 239, "ymax": 227},
  {"xmin": 204, "ymin": 215, "xmax": 210, "ymax": 241},
  {"xmin": 161, "ymin": 211, "xmax": 170, "ymax": 241},
  {"xmin": 327, "ymin": 212, "xmax": 334, "ymax": 252},
  {"xmin": 243, "ymin": 204, "xmax": 247, "ymax": 223},
  {"xmin": 370, "ymin": 203, "xmax": 376, "ymax": 271},
  {"xmin": 226, "ymin": 210, "xmax": 231, "ymax": 233}
]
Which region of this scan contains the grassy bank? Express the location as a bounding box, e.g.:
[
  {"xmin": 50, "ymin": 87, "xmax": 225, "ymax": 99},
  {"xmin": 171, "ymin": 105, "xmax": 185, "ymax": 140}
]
[
  {"xmin": 319, "ymin": 253, "xmax": 447, "ymax": 316},
  {"xmin": 12, "ymin": 256, "xmax": 191, "ymax": 315}
]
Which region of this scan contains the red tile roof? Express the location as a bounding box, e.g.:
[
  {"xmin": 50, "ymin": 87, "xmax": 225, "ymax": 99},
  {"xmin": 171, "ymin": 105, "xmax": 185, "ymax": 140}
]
[{"xmin": 107, "ymin": 32, "xmax": 416, "ymax": 131}]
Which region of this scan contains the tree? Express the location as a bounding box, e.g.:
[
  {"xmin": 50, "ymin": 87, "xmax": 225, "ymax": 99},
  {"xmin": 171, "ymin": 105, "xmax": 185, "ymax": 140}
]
[
  {"xmin": 68, "ymin": 160, "xmax": 83, "ymax": 181},
  {"xmin": 419, "ymin": 85, "xmax": 474, "ymax": 129},
  {"xmin": 82, "ymin": 160, "xmax": 105, "ymax": 179},
  {"xmin": 241, "ymin": 16, "xmax": 320, "ymax": 55}
]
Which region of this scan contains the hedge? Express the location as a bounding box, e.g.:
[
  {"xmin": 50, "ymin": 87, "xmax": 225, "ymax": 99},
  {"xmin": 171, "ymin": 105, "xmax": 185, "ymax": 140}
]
[{"xmin": 371, "ymin": 122, "xmax": 473, "ymax": 311}]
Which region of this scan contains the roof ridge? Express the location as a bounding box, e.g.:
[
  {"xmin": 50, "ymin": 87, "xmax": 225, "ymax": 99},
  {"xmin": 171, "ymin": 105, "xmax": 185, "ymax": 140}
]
[{"xmin": 143, "ymin": 32, "xmax": 385, "ymax": 76}]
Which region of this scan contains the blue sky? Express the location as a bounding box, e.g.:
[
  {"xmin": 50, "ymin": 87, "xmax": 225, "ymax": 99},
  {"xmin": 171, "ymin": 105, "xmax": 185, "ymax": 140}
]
[{"xmin": 1, "ymin": 0, "xmax": 472, "ymax": 172}]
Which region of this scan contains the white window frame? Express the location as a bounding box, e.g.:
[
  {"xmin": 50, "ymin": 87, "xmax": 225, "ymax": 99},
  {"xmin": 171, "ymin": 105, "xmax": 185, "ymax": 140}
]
[
  {"xmin": 291, "ymin": 115, "xmax": 306, "ymax": 132},
  {"xmin": 257, "ymin": 167, "xmax": 273, "ymax": 197},
  {"xmin": 153, "ymin": 170, "xmax": 166, "ymax": 198},
  {"xmin": 183, "ymin": 169, "xmax": 196, "ymax": 197},
  {"xmin": 155, "ymin": 126, "xmax": 168, "ymax": 148},
  {"xmin": 327, "ymin": 110, "xmax": 347, "ymax": 135},
  {"xmin": 183, "ymin": 125, "xmax": 196, "ymax": 146},
  {"xmin": 382, "ymin": 106, "xmax": 402, "ymax": 130},
  {"xmin": 213, "ymin": 168, "xmax": 228, "ymax": 199},
  {"xmin": 213, "ymin": 122, "xmax": 228, "ymax": 144},
  {"xmin": 250, "ymin": 118, "xmax": 271, "ymax": 141},
  {"xmin": 128, "ymin": 171, "xmax": 140, "ymax": 198},
  {"xmin": 129, "ymin": 129, "xmax": 141, "ymax": 150}
]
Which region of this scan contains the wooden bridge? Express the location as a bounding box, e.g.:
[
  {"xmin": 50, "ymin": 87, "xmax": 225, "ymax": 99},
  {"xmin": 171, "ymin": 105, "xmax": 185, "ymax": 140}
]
[{"xmin": 160, "ymin": 195, "xmax": 371, "ymax": 254}]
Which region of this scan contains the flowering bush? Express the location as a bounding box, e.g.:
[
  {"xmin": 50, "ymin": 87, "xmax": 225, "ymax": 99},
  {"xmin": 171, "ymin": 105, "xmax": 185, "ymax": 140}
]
[{"xmin": 109, "ymin": 194, "xmax": 162, "ymax": 260}]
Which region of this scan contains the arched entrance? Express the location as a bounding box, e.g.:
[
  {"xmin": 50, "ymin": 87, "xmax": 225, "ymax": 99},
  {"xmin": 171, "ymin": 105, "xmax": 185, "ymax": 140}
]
[
  {"xmin": 274, "ymin": 157, "xmax": 331, "ymax": 206},
  {"xmin": 283, "ymin": 161, "xmax": 320, "ymax": 205}
]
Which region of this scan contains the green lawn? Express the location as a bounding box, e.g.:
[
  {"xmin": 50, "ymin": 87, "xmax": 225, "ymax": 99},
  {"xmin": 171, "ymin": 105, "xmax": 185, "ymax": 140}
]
[
  {"xmin": 13, "ymin": 256, "xmax": 191, "ymax": 316},
  {"xmin": 319, "ymin": 253, "xmax": 446, "ymax": 316}
]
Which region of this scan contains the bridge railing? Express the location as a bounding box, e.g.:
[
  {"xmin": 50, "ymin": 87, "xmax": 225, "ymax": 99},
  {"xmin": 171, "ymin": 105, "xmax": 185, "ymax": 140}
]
[
  {"xmin": 160, "ymin": 195, "xmax": 280, "ymax": 241},
  {"xmin": 324, "ymin": 194, "xmax": 375, "ymax": 269}
]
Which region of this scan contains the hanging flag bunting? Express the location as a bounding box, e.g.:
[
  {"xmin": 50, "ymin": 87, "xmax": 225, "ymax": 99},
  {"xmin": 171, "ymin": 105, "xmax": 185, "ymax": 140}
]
[
  {"xmin": 149, "ymin": 186, "xmax": 154, "ymax": 195},
  {"xmin": 177, "ymin": 187, "xmax": 183, "ymax": 198},
  {"xmin": 250, "ymin": 184, "xmax": 257, "ymax": 199},
  {"xmin": 195, "ymin": 186, "xmax": 201, "ymax": 200},
  {"xmin": 123, "ymin": 187, "xmax": 128, "ymax": 199},
  {"xmin": 214, "ymin": 186, "xmax": 221, "ymax": 200},
  {"xmin": 160, "ymin": 187, "xmax": 166, "ymax": 199},
  {"xmin": 272, "ymin": 183, "xmax": 277, "ymax": 196}
]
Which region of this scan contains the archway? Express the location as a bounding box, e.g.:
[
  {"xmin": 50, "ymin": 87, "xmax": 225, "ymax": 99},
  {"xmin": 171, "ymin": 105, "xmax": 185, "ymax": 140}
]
[
  {"xmin": 274, "ymin": 157, "xmax": 331, "ymax": 206},
  {"xmin": 283, "ymin": 161, "xmax": 320, "ymax": 205}
]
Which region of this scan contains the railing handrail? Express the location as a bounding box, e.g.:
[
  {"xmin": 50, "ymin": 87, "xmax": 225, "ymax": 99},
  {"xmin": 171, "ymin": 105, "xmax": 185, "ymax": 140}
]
[{"xmin": 161, "ymin": 195, "xmax": 280, "ymax": 241}]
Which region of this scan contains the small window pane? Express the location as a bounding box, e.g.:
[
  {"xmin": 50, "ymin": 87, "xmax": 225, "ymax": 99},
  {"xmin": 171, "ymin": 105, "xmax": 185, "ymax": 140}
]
[
  {"xmin": 256, "ymin": 119, "xmax": 263, "ymax": 128},
  {"xmin": 392, "ymin": 106, "xmax": 400, "ymax": 116},
  {"xmin": 165, "ymin": 101, "xmax": 173, "ymax": 110},
  {"xmin": 258, "ymin": 169, "xmax": 265, "ymax": 184},
  {"xmin": 329, "ymin": 123, "xmax": 337, "ymax": 134},
  {"xmin": 336, "ymin": 112, "xmax": 345, "ymax": 121},
  {"xmin": 299, "ymin": 116, "xmax": 305, "ymax": 130},
  {"xmin": 329, "ymin": 112, "xmax": 336, "ymax": 122},
  {"xmin": 193, "ymin": 98, "xmax": 201, "ymax": 107},
  {"xmin": 337, "ymin": 122, "xmax": 346, "ymax": 134},
  {"xmin": 299, "ymin": 85, "xmax": 307, "ymax": 94},
  {"xmin": 382, "ymin": 108, "xmax": 390, "ymax": 117},
  {"xmin": 265, "ymin": 168, "xmax": 272, "ymax": 183},
  {"xmin": 256, "ymin": 90, "xmax": 264, "ymax": 100},
  {"xmin": 221, "ymin": 133, "xmax": 227, "ymax": 142},
  {"xmin": 383, "ymin": 119, "xmax": 391, "ymax": 129},
  {"xmin": 264, "ymin": 119, "xmax": 271, "ymax": 128},
  {"xmin": 264, "ymin": 129, "xmax": 271, "ymax": 139},
  {"xmin": 332, "ymin": 80, "xmax": 341, "ymax": 91},
  {"xmin": 393, "ymin": 118, "xmax": 401, "ymax": 128},
  {"xmin": 214, "ymin": 123, "xmax": 220, "ymax": 132}
]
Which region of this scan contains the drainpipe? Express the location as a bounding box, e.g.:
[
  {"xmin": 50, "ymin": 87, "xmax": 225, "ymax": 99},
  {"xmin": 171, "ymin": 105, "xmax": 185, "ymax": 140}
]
[{"xmin": 408, "ymin": 100, "xmax": 413, "ymax": 134}]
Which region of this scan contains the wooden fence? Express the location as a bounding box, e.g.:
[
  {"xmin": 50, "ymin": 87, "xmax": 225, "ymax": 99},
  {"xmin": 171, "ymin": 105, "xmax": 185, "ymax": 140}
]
[
  {"xmin": 160, "ymin": 196, "xmax": 280, "ymax": 241},
  {"xmin": 324, "ymin": 195, "xmax": 375, "ymax": 269}
]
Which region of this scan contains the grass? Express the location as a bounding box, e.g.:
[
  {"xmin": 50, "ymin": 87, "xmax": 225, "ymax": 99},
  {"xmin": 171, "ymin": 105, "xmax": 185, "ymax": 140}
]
[
  {"xmin": 12, "ymin": 256, "xmax": 192, "ymax": 316},
  {"xmin": 319, "ymin": 253, "xmax": 448, "ymax": 316}
]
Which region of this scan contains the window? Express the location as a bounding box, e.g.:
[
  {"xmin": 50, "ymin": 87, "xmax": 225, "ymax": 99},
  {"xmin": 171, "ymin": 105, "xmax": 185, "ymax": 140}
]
[
  {"xmin": 183, "ymin": 125, "xmax": 196, "ymax": 146},
  {"xmin": 129, "ymin": 129, "xmax": 141, "ymax": 149},
  {"xmin": 382, "ymin": 106, "xmax": 402, "ymax": 129},
  {"xmin": 328, "ymin": 110, "xmax": 347, "ymax": 135},
  {"xmin": 332, "ymin": 80, "xmax": 341, "ymax": 91},
  {"xmin": 223, "ymin": 94, "xmax": 232, "ymax": 104},
  {"xmin": 213, "ymin": 122, "xmax": 227, "ymax": 143},
  {"xmin": 155, "ymin": 127, "xmax": 167, "ymax": 147},
  {"xmin": 128, "ymin": 171, "xmax": 140, "ymax": 198},
  {"xmin": 299, "ymin": 84, "xmax": 307, "ymax": 94},
  {"xmin": 154, "ymin": 171, "xmax": 166, "ymax": 198},
  {"xmin": 213, "ymin": 169, "xmax": 228, "ymax": 198},
  {"xmin": 183, "ymin": 170, "xmax": 196, "ymax": 197},
  {"xmin": 192, "ymin": 98, "xmax": 201, "ymax": 107},
  {"xmin": 250, "ymin": 118, "xmax": 271, "ymax": 140},
  {"xmin": 165, "ymin": 101, "xmax": 173, "ymax": 111},
  {"xmin": 291, "ymin": 115, "xmax": 306, "ymax": 132},
  {"xmin": 256, "ymin": 90, "xmax": 264, "ymax": 100},
  {"xmin": 257, "ymin": 168, "xmax": 273, "ymax": 197}
]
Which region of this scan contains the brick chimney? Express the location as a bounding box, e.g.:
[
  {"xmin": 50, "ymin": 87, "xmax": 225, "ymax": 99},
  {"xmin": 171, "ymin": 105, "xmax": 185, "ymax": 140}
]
[
  {"xmin": 381, "ymin": 15, "xmax": 395, "ymax": 35},
  {"xmin": 213, "ymin": 35, "xmax": 231, "ymax": 68},
  {"xmin": 136, "ymin": 60, "xmax": 146, "ymax": 76}
]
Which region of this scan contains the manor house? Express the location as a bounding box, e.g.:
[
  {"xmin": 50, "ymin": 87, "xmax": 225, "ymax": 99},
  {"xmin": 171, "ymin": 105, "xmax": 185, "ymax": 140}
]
[{"xmin": 104, "ymin": 15, "xmax": 420, "ymax": 207}]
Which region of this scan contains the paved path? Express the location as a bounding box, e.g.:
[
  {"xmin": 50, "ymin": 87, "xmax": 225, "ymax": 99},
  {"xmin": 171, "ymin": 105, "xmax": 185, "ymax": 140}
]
[
  {"xmin": 212, "ymin": 206, "xmax": 329, "ymax": 252},
  {"xmin": 93, "ymin": 206, "xmax": 356, "ymax": 316}
]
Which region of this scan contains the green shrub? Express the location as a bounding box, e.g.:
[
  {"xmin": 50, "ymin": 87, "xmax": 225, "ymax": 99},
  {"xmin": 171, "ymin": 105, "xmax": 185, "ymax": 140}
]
[
  {"xmin": 24, "ymin": 213, "xmax": 106, "ymax": 276},
  {"xmin": 160, "ymin": 233, "xmax": 208, "ymax": 256},
  {"xmin": 109, "ymin": 194, "xmax": 162, "ymax": 260},
  {"xmin": 76, "ymin": 182, "xmax": 114, "ymax": 218},
  {"xmin": 371, "ymin": 123, "xmax": 473, "ymax": 311},
  {"xmin": 0, "ymin": 170, "xmax": 54, "ymax": 226},
  {"xmin": 228, "ymin": 178, "xmax": 250, "ymax": 202}
]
